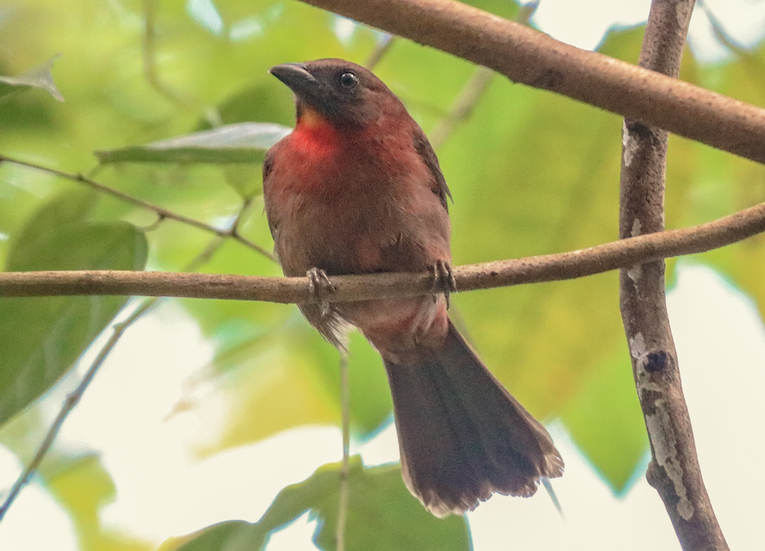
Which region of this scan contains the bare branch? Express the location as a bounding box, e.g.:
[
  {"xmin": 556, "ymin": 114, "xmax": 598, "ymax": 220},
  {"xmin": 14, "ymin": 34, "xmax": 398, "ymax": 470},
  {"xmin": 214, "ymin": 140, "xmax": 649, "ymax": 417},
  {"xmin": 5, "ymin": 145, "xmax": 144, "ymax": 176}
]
[
  {"xmin": 0, "ymin": 235, "xmax": 229, "ymax": 521},
  {"xmin": 0, "ymin": 154, "xmax": 274, "ymax": 261},
  {"xmin": 0, "ymin": 299, "xmax": 158, "ymax": 522},
  {"xmin": 2, "ymin": 199, "xmax": 765, "ymax": 302},
  {"xmin": 298, "ymin": 0, "xmax": 765, "ymax": 165},
  {"xmin": 619, "ymin": 0, "xmax": 728, "ymax": 549}
]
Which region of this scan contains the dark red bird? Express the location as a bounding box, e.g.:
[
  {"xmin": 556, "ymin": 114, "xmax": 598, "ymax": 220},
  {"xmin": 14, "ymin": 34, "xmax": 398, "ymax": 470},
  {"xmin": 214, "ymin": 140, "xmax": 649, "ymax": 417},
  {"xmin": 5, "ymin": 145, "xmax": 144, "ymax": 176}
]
[{"xmin": 263, "ymin": 58, "xmax": 563, "ymax": 516}]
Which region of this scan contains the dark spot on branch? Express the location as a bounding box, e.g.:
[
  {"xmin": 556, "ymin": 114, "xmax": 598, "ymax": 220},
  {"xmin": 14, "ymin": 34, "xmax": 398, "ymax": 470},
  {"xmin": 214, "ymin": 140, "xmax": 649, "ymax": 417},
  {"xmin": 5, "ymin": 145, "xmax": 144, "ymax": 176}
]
[
  {"xmin": 625, "ymin": 119, "xmax": 662, "ymax": 146},
  {"xmin": 534, "ymin": 68, "xmax": 564, "ymax": 90},
  {"xmin": 645, "ymin": 350, "xmax": 671, "ymax": 372}
]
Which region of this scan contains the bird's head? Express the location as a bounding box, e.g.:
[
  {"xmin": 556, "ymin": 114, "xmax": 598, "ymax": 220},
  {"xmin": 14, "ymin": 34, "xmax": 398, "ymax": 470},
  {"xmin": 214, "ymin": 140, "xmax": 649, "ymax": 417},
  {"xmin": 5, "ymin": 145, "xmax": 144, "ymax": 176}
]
[{"xmin": 270, "ymin": 58, "xmax": 403, "ymax": 130}]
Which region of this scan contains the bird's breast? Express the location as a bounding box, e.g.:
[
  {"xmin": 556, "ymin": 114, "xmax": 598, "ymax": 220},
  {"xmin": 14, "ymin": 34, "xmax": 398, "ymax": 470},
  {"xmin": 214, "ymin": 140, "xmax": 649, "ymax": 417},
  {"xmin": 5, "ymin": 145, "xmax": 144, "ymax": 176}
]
[{"xmin": 265, "ymin": 130, "xmax": 449, "ymax": 277}]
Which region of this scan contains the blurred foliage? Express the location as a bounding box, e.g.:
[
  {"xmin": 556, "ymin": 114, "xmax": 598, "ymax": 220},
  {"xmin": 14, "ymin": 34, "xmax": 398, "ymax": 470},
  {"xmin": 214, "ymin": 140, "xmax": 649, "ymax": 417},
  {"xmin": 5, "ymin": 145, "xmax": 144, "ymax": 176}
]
[
  {"xmin": 0, "ymin": 189, "xmax": 147, "ymax": 426},
  {"xmin": 45, "ymin": 453, "xmax": 154, "ymax": 551},
  {"xmin": 168, "ymin": 457, "xmax": 469, "ymax": 551},
  {"xmin": 1, "ymin": 0, "xmax": 764, "ymax": 549}
]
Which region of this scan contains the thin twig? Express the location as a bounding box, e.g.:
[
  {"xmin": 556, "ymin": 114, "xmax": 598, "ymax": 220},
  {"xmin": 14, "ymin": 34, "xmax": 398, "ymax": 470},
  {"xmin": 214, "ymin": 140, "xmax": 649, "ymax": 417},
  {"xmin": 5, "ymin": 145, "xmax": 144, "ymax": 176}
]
[
  {"xmin": 0, "ymin": 154, "xmax": 274, "ymax": 261},
  {"xmin": 427, "ymin": 1, "xmax": 538, "ymax": 150},
  {"xmin": 365, "ymin": 34, "xmax": 396, "ymax": 70},
  {"xmin": 336, "ymin": 352, "xmax": 350, "ymax": 551},
  {"xmin": 0, "ymin": 236, "xmax": 228, "ymax": 521},
  {"xmin": 428, "ymin": 67, "xmax": 494, "ymax": 150},
  {"xmin": 2, "ymin": 197, "xmax": 765, "ymax": 302},
  {"xmin": 696, "ymin": 0, "xmax": 746, "ymax": 56},
  {"xmin": 142, "ymin": 0, "xmax": 196, "ymax": 108},
  {"xmin": 0, "ymin": 299, "xmax": 155, "ymax": 521},
  {"xmin": 297, "ymin": 0, "xmax": 765, "ymax": 165},
  {"xmin": 619, "ymin": 0, "xmax": 728, "ymax": 549}
]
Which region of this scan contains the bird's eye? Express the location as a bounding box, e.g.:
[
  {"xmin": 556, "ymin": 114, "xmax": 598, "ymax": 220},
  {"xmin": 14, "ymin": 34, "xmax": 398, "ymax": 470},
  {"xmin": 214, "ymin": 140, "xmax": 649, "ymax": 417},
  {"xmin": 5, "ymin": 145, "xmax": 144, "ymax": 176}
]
[{"xmin": 338, "ymin": 71, "xmax": 359, "ymax": 89}]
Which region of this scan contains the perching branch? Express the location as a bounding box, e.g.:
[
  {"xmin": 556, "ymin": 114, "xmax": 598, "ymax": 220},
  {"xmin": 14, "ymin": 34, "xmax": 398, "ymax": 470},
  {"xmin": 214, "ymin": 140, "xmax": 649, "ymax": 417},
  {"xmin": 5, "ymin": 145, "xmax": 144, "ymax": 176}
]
[
  {"xmin": 619, "ymin": 1, "xmax": 728, "ymax": 549},
  {"xmin": 2, "ymin": 198, "xmax": 765, "ymax": 301},
  {"xmin": 298, "ymin": 0, "xmax": 765, "ymax": 165}
]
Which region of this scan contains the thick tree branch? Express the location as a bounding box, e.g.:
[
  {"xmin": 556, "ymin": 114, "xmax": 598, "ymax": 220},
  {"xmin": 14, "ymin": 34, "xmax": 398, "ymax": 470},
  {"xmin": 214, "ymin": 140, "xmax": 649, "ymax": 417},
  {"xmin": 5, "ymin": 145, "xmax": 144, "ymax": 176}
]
[
  {"xmin": 619, "ymin": 1, "xmax": 728, "ymax": 549},
  {"xmin": 2, "ymin": 199, "xmax": 765, "ymax": 301},
  {"xmin": 299, "ymin": 0, "xmax": 765, "ymax": 165}
]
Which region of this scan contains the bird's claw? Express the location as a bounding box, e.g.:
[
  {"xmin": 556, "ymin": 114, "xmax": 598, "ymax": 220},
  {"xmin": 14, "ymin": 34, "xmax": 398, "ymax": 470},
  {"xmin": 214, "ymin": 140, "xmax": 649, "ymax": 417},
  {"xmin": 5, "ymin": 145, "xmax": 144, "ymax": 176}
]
[
  {"xmin": 307, "ymin": 267, "xmax": 335, "ymax": 317},
  {"xmin": 432, "ymin": 260, "xmax": 457, "ymax": 309}
]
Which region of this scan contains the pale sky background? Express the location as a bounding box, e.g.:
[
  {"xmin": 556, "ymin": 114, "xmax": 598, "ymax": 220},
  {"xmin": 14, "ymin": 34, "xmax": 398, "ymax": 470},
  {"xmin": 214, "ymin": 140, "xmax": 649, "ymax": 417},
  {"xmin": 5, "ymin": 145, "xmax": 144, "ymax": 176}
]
[{"xmin": 3, "ymin": 0, "xmax": 765, "ymax": 549}]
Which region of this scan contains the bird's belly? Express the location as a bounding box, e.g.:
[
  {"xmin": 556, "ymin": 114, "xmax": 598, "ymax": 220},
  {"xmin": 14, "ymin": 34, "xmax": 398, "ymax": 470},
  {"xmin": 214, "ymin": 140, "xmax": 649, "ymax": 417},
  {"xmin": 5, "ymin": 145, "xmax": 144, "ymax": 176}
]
[{"xmin": 298, "ymin": 209, "xmax": 396, "ymax": 275}]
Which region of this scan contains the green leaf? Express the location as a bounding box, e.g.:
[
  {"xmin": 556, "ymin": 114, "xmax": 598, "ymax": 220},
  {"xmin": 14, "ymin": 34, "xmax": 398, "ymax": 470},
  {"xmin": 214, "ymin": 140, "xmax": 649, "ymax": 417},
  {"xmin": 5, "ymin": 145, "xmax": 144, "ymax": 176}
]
[
  {"xmin": 0, "ymin": 193, "xmax": 148, "ymax": 426},
  {"xmin": 161, "ymin": 521, "xmax": 251, "ymax": 551},
  {"xmin": 45, "ymin": 453, "xmax": 153, "ymax": 551},
  {"xmin": 181, "ymin": 326, "xmax": 342, "ymax": 459},
  {"xmin": 4, "ymin": 188, "xmax": 99, "ymax": 270},
  {"xmin": 560, "ymin": 346, "xmax": 649, "ymax": 493},
  {"xmin": 174, "ymin": 458, "xmax": 471, "ymax": 551},
  {"xmin": 94, "ymin": 123, "xmax": 291, "ymax": 164},
  {"xmin": 0, "ymin": 54, "xmax": 64, "ymax": 102},
  {"xmin": 674, "ymin": 38, "xmax": 765, "ymax": 320}
]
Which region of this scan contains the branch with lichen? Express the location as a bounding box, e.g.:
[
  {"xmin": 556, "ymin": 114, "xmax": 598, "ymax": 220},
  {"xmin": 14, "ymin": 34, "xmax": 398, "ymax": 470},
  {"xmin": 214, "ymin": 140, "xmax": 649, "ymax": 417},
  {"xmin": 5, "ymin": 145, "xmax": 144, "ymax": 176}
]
[{"xmin": 618, "ymin": 0, "xmax": 728, "ymax": 549}]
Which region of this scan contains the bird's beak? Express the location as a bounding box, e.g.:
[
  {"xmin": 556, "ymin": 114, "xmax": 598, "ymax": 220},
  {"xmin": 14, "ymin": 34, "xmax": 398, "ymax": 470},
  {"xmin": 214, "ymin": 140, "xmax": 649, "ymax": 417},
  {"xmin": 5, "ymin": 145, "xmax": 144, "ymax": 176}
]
[{"xmin": 269, "ymin": 63, "xmax": 318, "ymax": 95}]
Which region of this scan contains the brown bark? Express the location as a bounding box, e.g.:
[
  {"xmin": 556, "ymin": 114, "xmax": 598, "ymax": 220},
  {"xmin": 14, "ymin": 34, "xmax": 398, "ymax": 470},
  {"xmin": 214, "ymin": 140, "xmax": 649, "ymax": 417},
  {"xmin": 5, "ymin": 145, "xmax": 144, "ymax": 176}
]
[
  {"xmin": 299, "ymin": 0, "xmax": 765, "ymax": 164},
  {"xmin": 619, "ymin": 1, "xmax": 728, "ymax": 549}
]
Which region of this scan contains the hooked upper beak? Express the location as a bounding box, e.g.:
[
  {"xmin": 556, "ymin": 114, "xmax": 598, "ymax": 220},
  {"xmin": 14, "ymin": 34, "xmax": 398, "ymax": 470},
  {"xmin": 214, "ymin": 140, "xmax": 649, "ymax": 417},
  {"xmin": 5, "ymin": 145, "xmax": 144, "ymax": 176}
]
[{"xmin": 269, "ymin": 63, "xmax": 318, "ymax": 94}]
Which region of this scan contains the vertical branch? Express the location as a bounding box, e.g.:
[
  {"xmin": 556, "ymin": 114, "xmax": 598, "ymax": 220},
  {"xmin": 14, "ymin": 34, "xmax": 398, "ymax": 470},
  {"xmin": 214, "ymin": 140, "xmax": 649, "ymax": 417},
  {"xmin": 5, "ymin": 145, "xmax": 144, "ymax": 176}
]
[{"xmin": 619, "ymin": 1, "xmax": 728, "ymax": 549}]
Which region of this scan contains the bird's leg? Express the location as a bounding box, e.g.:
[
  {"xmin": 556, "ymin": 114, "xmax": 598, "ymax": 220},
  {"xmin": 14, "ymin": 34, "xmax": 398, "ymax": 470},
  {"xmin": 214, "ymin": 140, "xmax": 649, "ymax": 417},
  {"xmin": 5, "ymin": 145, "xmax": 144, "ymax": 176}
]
[
  {"xmin": 431, "ymin": 259, "xmax": 457, "ymax": 309},
  {"xmin": 307, "ymin": 267, "xmax": 335, "ymax": 317}
]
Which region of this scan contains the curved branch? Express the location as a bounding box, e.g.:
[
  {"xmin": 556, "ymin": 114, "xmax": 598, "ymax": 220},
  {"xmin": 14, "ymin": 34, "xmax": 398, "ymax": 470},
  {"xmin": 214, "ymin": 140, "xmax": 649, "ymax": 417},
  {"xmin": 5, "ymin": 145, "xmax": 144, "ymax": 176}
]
[
  {"xmin": 0, "ymin": 154, "xmax": 274, "ymax": 260},
  {"xmin": 2, "ymin": 200, "xmax": 765, "ymax": 301},
  {"xmin": 300, "ymin": 0, "xmax": 765, "ymax": 164}
]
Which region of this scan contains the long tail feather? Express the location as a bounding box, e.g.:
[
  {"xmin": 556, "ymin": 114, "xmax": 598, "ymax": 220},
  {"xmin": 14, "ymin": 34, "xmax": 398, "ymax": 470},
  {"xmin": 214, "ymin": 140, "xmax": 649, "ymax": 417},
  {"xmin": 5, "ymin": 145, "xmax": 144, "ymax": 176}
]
[{"xmin": 384, "ymin": 319, "xmax": 564, "ymax": 517}]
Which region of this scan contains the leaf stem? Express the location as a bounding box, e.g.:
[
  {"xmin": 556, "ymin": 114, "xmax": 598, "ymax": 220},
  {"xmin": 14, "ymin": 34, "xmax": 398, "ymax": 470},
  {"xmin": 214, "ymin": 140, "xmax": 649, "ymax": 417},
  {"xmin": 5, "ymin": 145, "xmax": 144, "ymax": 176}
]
[{"xmin": 336, "ymin": 352, "xmax": 351, "ymax": 551}]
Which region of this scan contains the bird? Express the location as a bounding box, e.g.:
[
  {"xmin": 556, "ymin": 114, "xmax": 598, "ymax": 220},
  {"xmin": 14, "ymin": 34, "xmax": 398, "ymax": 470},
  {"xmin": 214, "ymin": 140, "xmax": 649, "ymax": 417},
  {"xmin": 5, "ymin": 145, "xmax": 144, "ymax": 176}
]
[{"xmin": 262, "ymin": 58, "xmax": 563, "ymax": 517}]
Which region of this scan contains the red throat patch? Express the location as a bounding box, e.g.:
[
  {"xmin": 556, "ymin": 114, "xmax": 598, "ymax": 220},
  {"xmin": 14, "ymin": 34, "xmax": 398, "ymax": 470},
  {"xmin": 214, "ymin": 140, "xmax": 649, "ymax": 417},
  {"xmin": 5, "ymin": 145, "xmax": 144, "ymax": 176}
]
[
  {"xmin": 292, "ymin": 104, "xmax": 341, "ymax": 157},
  {"xmin": 298, "ymin": 104, "xmax": 329, "ymax": 129}
]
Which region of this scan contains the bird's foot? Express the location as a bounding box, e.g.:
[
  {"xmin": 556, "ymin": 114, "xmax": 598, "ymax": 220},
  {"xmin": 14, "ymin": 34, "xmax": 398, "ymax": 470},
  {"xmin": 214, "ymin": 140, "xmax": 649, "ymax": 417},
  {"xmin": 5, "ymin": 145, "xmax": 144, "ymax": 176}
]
[
  {"xmin": 307, "ymin": 267, "xmax": 335, "ymax": 317},
  {"xmin": 431, "ymin": 260, "xmax": 457, "ymax": 309}
]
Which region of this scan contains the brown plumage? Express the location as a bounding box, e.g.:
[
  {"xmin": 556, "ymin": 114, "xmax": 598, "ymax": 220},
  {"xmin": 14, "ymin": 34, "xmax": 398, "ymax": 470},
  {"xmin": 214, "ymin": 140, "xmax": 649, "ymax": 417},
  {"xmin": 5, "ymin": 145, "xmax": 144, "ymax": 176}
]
[{"xmin": 263, "ymin": 58, "xmax": 563, "ymax": 516}]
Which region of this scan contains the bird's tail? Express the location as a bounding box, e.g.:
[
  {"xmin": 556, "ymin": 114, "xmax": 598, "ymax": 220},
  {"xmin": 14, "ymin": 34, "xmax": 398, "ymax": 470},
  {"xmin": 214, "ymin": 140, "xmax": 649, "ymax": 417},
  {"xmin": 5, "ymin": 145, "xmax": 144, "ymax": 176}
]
[{"xmin": 383, "ymin": 319, "xmax": 564, "ymax": 517}]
